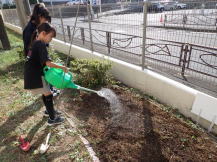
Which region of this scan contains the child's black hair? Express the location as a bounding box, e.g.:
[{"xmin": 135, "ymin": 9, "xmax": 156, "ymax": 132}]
[
  {"xmin": 30, "ymin": 3, "xmax": 51, "ymax": 25},
  {"xmin": 30, "ymin": 23, "xmax": 56, "ymax": 48}
]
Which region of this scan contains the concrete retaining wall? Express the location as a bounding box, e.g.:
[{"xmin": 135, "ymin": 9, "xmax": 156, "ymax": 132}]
[{"xmin": 5, "ymin": 22, "xmax": 217, "ymax": 134}]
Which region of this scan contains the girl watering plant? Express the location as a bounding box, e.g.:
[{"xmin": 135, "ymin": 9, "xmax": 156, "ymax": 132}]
[
  {"xmin": 24, "ymin": 23, "xmax": 67, "ymax": 125},
  {"xmin": 23, "ymin": 3, "xmax": 60, "ymax": 103}
]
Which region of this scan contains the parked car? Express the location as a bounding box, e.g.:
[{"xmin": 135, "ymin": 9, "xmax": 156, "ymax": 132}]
[
  {"xmin": 66, "ymin": 0, "xmax": 87, "ymax": 6},
  {"xmin": 148, "ymin": 2, "xmax": 164, "ymax": 12},
  {"xmin": 175, "ymin": 2, "xmax": 187, "ymax": 9},
  {"xmin": 163, "ymin": 2, "xmax": 176, "ymax": 11}
]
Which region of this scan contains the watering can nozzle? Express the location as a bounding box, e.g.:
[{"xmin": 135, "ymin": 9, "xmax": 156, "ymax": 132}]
[{"xmin": 67, "ymin": 83, "xmax": 80, "ymax": 89}]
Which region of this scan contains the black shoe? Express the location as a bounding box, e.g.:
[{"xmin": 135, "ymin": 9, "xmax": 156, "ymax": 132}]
[
  {"xmin": 44, "ymin": 110, "xmax": 62, "ymax": 117},
  {"xmin": 48, "ymin": 116, "xmax": 64, "ymax": 126}
]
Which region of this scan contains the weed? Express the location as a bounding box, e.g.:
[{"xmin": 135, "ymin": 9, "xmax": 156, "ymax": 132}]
[
  {"xmin": 66, "ymin": 129, "xmax": 78, "ymax": 137},
  {"xmin": 69, "ymin": 150, "xmax": 79, "ymax": 160},
  {"xmin": 49, "ymin": 134, "xmax": 59, "ymax": 145}
]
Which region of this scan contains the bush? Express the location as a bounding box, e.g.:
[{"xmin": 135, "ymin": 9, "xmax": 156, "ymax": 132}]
[
  {"xmin": 70, "ymin": 59, "xmax": 112, "ymax": 88},
  {"xmin": 48, "ymin": 48, "xmax": 64, "ymax": 65}
]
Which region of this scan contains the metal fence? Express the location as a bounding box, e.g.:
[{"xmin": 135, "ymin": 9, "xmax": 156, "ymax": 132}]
[
  {"xmin": 1, "ymin": 0, "xmax": 217, "ymax": 97},
  {"xmin": 144, "ymin": 0, "xmax": 217, "ymax": 97}
]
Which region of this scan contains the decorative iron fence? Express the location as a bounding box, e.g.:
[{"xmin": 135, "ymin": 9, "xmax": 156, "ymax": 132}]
[{"xmin": 1, "ymin": 0, "xmax": 217, "ymax": 96}]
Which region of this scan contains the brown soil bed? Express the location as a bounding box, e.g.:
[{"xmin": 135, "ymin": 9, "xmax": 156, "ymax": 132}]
[{"xmin": 58, "ymin": 86, "xmax": 217, "ymax": 162}]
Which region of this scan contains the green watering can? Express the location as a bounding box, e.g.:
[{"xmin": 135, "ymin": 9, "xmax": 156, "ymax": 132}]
[{"xmin": 43, "ymin": 66, "xmax": 79, "ymax": 89}]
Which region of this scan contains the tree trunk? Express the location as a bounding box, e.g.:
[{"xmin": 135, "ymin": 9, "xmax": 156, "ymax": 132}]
[
  {"xmin": 0, "ymin": 13, "xmax": 11, "ymax": 50},
  {"xmin": 15, "ymin": 0, "xmax": 31, "ymax": 29}
]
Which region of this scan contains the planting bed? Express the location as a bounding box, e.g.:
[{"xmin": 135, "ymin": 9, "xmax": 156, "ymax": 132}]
[{"xmin": 58, "ymin": 85, "xmax": 217, "ymax": 162}]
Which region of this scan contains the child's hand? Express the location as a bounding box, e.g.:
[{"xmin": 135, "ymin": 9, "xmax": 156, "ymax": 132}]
[{"xmin": 62, "ymin": 66, "xmax": 69, "ymax": 73}]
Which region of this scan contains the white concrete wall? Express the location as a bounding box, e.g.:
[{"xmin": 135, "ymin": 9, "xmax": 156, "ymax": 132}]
[
  {"xmin": 5, "ymin": 22, "xmax": 217, "ymax": 134},
  {"xmin": 5, "ymin": 22, "xmax": 22, "ymax": 34}
]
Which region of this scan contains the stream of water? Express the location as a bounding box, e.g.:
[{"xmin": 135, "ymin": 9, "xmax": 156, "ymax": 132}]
[
  {"xmin": 79, "ymin": 86, "xmax": 124, "ymax": 117},
  {"xmin": 97, "ymin": 88, "xmax": 123, "ymax": 116}
]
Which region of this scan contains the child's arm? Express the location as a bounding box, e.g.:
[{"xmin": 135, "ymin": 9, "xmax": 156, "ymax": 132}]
[{"xmin": 45, "ymin": 61, "xmax": 69, "ymax": 73}]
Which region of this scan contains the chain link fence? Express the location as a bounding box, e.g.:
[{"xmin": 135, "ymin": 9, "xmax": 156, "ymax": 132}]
[{"xmin": 1, "ymin": 0, "xmax": 217, "ymax": 97}]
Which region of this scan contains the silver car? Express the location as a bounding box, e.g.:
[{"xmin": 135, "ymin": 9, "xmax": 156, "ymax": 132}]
[
  {"xmin": 163, "ymin": 2, "xmax": 176, "ymax": 11},
  {"xmin": 175, "ymin": 2, "xmax": 187, "ymax": 9}
]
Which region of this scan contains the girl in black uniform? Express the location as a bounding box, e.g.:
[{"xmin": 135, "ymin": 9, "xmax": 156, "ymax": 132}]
[
  {"xmin": 24, "ymin": 23, "xmax": 67, "ymax": 125},
  {"xmin": 23, "ymin": 3, "xmax": 60, "ymax": 97}
]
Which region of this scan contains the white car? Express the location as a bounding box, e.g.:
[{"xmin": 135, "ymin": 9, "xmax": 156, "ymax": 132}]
[
  {"xmin": 66, "ymin": 0, "xmax": 86, "ymax": 6},
  {"xmin": 163, "ymin": 2, "xmax": 176, "ymax": 11},
  {"xmin": 175, "ymin": 2, "xmax": 187, "ymax": 9}
]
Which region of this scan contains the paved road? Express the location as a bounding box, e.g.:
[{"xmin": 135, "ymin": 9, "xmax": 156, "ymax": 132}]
[
  {"xmin": 52, "ymin": 9, "xmax": 217, "ymax": 71},
  {"xmin": 51, "ymin": 9, "xmax": 217, "ymax": 95}
]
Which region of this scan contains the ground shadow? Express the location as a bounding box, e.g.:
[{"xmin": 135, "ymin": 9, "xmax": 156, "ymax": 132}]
[
  {"xmin": 0, "ymin": 60, "xmax": 24, "ymax": 80},
  {"xmin": 0, "ymin": 97, "xmax": 44, "ymax": 161},
  {"xmin": 0, "ymin": 98, "xmax": 42, "ymax": 146},
  {"xmin": 28, "ymin": 124, "xmax": 50, "ymax": 152},
  {"xmin": 141, "ymin": 100, "xmax": 168, "ymax": 161},
  {"xmin": 26, "ymin": 117, "xmax": 47, "ymax": 141}
]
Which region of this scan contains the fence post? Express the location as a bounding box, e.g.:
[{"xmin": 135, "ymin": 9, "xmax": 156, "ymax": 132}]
[
  {"xmin": 50, "ymin": 0, "xmax": 54, "ymax": 17},
  {"xmin": 215, "ymin": 18, "xmax": 217, "ymax": 30},
  {"xmin": 106, "ymin": 32, "xmax": 111, "ymax": 54},
  {"xmin": 180, "ymin": 44, "xmax": 190, "ymax": 78},
  {"xmin": 164, "ymin": 14, "xmax": 167, "ymax": 27},
  {"xmin": 142, "ymin": 1, "xmax": 148, "ymax": 70},
  {"xmin": 59, "ymin": 7, "xmax": 66, "ymax": 42},
  {"xmin": 80, "ymin": 27, "xmax": 85, "ymax": 45},
  {"xmin": 87, "ymin": 4, "xmax": 94, "ymax": 52},
  {"xmin": 67, "ymin": 25, "xmax": 71, "ymax": 42},
  {"xmin": 183, "ymin": 14, "xmax": 187, "ymax": 28}
]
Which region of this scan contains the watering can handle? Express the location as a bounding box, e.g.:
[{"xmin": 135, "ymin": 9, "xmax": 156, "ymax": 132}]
[
  {"xmin": 43, "ymin": 66, "xmax": 50, "ymax": 75},
  {"xmin": 68, "ymin": 71, "xmax": 73, "ymax": 78},
  {"xmin": 67, "ymin": 72, "xmax": 80, "ymax": 89}
]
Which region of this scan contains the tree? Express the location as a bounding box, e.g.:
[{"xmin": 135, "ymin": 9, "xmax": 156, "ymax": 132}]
[
  {"xmin": 14, "ymin": 0, "xmax": 31, "ymax": 29},
  {"xmin": 0, "ymin": 13, "xmax": 11, "ymax": 50}
]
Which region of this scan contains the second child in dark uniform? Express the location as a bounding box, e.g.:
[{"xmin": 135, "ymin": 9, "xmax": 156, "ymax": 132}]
[
  {"xmin": 23, "ymin": 3, "xmax": 50, "ymax": 57},
  {"xmin": 24, "ymin": 23, "xmax": 67, "ymax": 125}
]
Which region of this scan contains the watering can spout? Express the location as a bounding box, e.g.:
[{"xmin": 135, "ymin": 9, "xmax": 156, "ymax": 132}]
[{"xmin": 67, "ymin": 82, "xmax": 80, "ymax": 89}]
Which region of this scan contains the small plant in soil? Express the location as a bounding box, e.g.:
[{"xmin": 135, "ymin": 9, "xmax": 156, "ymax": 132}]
[{"xmin": 66, "ymin": 129, "xmax": 78, "ymax": 137}]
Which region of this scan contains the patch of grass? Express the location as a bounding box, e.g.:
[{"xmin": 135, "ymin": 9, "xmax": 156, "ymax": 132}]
[
  {"xmin": 0, "ymin": 29, "xmax": 91, "ymax": 162},
  {"xmin": 49, "ymin": 132, "xmax": 63, "ymax": 146},
  {"xmin": 66, "ymin": 129, "xmax": 79, "ymax": 137},
  {"xmin": 0, "ymin": 31, "xmax": 23, "ymax": 69},
  {"xmin": 68, "ymin": 140, "xmax": 88, "ymax": 162}
]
